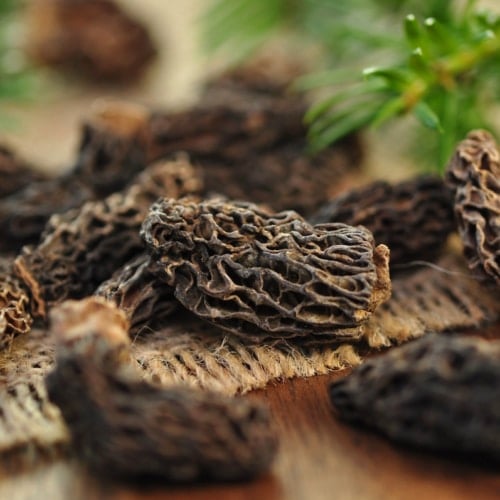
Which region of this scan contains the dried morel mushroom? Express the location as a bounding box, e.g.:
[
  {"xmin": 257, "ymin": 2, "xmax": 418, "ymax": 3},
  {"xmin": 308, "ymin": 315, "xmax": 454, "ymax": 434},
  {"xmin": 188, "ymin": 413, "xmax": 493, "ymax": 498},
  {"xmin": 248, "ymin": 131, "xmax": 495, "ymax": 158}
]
[
  {"xmin": 26, "ymin": 0, "xmax": 156, "ymax": 82},
  {"xmin": 95, "ymin": 253, "xmax": 177, "ymax": 337},
  {"xmin": 0, "ymin": 176, "xmax": 95, "ymax": 253},
  {"xmin": 142, "ymin": 198, "xmax": 391, "ymax": 343},
  {"xmin": 72, "ymin": 101, "xmax": 150, "ymax": 197},
  {"xmin": 0, "ymin": 104, "xmax": 151, "ymax": 253},
  {"xmin": 310, "ymin": 175, "xmax": 455, "ymax": 266},
  {"xmin": 46, "ymin": 297, "xmax": 277, "ymax": 482},
  {"xmin": 141, "ymin": 73, "xmax": 361, "ymax": 215},
  {"xmin": 15, "ymin": 159, "xmax": 202, "ymax": 319},
  {"xmin": 330, "ymin": 333, "xmax": 500, "ymax": 461},
  {"xmin": 202, "ymin": 137, "xmax": 362, "ymax": 216},
  {"xmin": 144, "ymin": 97, "xmax": 306, "ymax": 164},
  {"xmin": 0, "ymin": 258, "xmax": 32, "ymax": 350},
  {"xmin": 445, "ymin": 130, "xmax": 500, "ymax": 286},
  {"xmin": 0, "ymin": 144, "xmax": 47, "ymax": 198}
]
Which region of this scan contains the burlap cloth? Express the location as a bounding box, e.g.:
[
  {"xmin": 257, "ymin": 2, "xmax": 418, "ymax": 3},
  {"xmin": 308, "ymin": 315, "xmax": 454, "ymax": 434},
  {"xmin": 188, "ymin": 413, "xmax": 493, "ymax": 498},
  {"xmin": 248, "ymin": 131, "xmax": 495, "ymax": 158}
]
[{"xmin": 0, "ymin": 251, "xmax": 498, "ymax": 468}]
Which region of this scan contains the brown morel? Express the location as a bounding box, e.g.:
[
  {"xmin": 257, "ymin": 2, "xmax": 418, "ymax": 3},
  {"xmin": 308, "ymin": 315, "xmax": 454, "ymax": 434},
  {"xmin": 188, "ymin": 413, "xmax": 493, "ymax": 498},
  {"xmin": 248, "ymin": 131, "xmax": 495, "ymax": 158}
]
[
  {"xmin": 310, "ymin": 175, "xmax": 456, "ymax": 267},
  {"xmin": 70, "ymin": 101, "xmax": 151, "ymax": 197},
  {"xmin": 200, "ymin": 137, "xmax": 362, "ymax": 216},
  {"xmin": 0, "ymin": 175, "xmax": 94, "ymax": 253},
  {"xmin": 330, "ymin": 333, "xmax": 500, "ymax": 462},
  {"xmin": 144, "ymin": 77, "xmax": 361, "ymax": 216},
  {"xmin": 445, "ymin": 130, "xmax": 500, "ymax": 287},
  {"xmin": 26, "ymin": 0, "xmax": 156, "ymax": 82},
  {"xmin": 0, "ymin": 258, "xmax": 32, "ymax": 350},
  {"xmin": 0, "ymin": 144, "xmax": 47, "ymax": 198},
  {"xmin": 45, "ymin": 297, "xmax": 278, "ymax": 482},
  {"xmin": 144, "ymin": 90, "xmax": 305, "ymax": 165},
  {"xmin": 141, "ymin": 197, "xmax": 391, "ymax": 343}
]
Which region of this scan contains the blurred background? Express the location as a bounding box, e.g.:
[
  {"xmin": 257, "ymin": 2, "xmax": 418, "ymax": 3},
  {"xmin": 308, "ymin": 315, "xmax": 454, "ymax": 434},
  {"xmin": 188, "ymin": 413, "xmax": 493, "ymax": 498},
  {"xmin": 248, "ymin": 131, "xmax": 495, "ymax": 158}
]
[
  {"xmin": 1, "ymin": 0, "xmax": 499, "ymax": 177},
  {"xmin": 2, "ymin": 1, "xmax": 207, "ymax": 171}
]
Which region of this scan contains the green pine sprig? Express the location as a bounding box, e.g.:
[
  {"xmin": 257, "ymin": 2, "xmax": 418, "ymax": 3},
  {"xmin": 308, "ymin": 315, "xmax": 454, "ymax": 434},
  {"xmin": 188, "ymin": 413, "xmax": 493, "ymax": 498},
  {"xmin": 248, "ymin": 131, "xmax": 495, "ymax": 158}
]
[
  {"xmin": 302, "ymin": 4, "xmax": 500, "ymax": 172},
  {"xmin": 204, "ymin": 0, "xmax": 500, "ymax": 174}
]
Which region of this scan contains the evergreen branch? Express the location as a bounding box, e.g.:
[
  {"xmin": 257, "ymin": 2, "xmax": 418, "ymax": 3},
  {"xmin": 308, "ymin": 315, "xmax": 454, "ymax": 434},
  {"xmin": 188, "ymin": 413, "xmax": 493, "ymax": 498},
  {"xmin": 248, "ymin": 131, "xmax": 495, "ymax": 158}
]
[
  {"xmin": 203, "ymin": 0, "xmax": 500, "ymax": 173},
  {"xmin": 306, "ymin": 6, "xmax": 500, "ymax": 173}
]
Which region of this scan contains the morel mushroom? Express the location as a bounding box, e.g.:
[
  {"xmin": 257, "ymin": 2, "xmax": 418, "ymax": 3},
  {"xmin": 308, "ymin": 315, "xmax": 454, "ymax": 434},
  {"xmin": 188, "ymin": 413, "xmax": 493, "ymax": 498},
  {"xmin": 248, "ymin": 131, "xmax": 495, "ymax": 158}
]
[
  {"xmin": 0, "ymin": 176, "xmax": 94, "ymax": 253},
  {"xmin": 144, "ymin": 78, "xmax": 361, "ymax": 215},
  {"xmin": 26, "ymin": 0, "xmax": 156, "ymax": 83},
  {"xmin": 141, "ymin": 197, "xmax": 391, "ymax": 343},
  {"xmin": 445, "ymin": 130, "xmax": 500, "ymax": 287},
  {"xmin": 0, "ymin": 144, "xmax": 47, "ymax": 198},
  {"xmin": 201, "ymin": 137, "xmax": 362, "ymax": 216},
  {"xmin": 71, "ymin": 101, "xmax": 150, "ymax": 197},
  {"xmin": 46, "ymin": 297, "xmax": 277, "ymax": 482},
  {"xmin": 95, "ymin": 253, "xmax": 177, "ymax": 337},
  {"xmin": 15, "ymin": 158, "xmax": 202, "ymax": 318},
  {"xmin": 0, "ymin": 258, "xmax": 32, "ymax": 350},
  {"xmin": 310, "ymin": 175, "xmax": 455, "ymax": 267},
  {"xmin": 144, "ymin": 96, "xmax": 306, "ymax": 165},
  {"xmin": 330, "ymin": 333, "xmax": 500, "ymax": 462}
]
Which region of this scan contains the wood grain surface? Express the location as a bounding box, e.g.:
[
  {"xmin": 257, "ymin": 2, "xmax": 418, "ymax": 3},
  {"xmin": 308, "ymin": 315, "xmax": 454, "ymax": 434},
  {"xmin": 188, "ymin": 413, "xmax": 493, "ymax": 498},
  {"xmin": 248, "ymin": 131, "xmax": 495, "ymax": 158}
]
[{"xmin": 1, "ymin": 325, "xmax": 499, "ymax": 500}]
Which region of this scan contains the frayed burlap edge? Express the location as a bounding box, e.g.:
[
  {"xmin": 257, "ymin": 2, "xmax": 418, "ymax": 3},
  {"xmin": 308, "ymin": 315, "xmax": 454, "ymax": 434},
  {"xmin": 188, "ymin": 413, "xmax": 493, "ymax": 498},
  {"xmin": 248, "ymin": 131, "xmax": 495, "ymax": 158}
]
[{"xmin": 0, "ymin": 252, "xmax": 498, "ymax": 467}]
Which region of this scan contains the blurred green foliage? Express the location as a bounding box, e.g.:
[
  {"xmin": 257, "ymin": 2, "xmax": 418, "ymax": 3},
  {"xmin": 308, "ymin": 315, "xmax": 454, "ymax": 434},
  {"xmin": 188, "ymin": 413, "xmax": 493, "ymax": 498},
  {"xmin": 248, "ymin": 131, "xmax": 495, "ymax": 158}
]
[
  {"xmin": 204, "ymin": 0, "xmax": 454, "ymax": 63},
  {"xmin": 0, "ymin": 0, "xmax": 35, "ymax": 126},
  {"xmin": 204, "ymin": 0, "xmax": 500, "ymax": 173}
]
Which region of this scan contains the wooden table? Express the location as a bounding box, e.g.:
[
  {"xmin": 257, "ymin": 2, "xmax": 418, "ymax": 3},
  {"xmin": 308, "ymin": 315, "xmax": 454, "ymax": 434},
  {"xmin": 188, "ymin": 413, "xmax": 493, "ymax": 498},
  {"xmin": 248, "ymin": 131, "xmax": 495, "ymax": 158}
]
[{"xmin": 1, "ymin": 324, "xmax": 499, "ymax": 500}]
